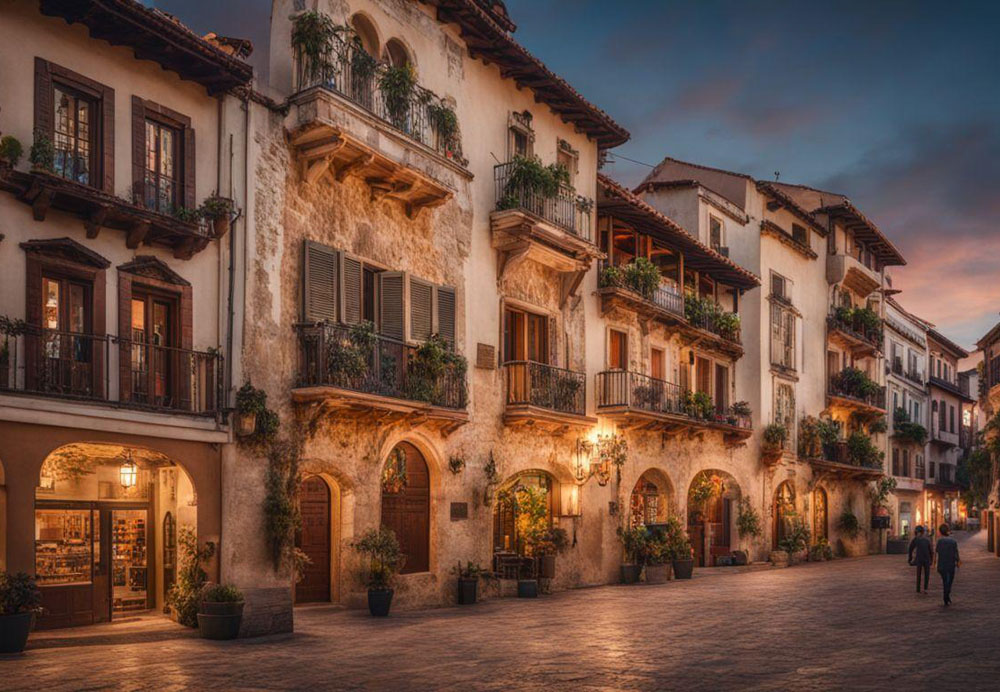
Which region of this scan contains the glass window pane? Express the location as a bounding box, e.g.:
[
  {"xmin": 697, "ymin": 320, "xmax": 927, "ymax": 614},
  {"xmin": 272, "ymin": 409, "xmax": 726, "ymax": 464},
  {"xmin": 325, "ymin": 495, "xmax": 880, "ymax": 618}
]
[
  {"xmin": 160, "ymin": 128, "xmax": 174, "ymax": 177},
  {"xmin": 146, "ymin": 122, "xmax": 157, "ymax": 172},
  {"xmin": 35, "ymin": 508, "xmax": 93, "ymax": 586},
  {"xmin": 43, "ymin": 278, "xmax": 60, "ymax": 330}
]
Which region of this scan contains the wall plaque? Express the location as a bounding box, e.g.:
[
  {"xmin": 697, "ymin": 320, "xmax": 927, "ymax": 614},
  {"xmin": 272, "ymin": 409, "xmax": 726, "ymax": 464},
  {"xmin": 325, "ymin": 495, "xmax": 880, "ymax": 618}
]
[{"xmin": 450, "ymin": 502, "xmax": 469, "ymax": 520}]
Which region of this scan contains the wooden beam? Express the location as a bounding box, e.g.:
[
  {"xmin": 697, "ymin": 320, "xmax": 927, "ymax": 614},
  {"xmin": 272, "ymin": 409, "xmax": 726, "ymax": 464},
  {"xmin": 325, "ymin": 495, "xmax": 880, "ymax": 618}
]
[
  {"xmin": 334, "ymin": 152, "xmax": 375, "ymax": 182},
  {"xmin": 126, "ymin": 221, "xmax": 150, "ymax": 249},
  {"xmin": 84, "ymin": 204, "xmax": 110, "ymax": 238},
  {"xmin": 32, "ymin": 187, "xmax": 53, "ymax": 221},
  {"xmin": 302, "ymin": 156, "xmax": 333, "ymax": 185}
]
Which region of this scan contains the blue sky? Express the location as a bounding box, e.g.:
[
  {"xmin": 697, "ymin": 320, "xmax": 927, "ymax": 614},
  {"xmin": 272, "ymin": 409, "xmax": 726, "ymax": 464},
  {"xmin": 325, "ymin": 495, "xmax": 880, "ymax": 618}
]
[{"xmin": 153, "ymin": 0, "xmax": 1000, "ymax": 349}]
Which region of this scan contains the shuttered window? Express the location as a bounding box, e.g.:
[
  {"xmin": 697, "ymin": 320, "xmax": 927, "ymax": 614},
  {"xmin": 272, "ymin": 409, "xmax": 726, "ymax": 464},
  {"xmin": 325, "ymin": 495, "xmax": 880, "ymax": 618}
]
[
  {"xmin": 303, "ymin": 241, "xmax": 338, "ymax": 322},
  {"xmin": 379, "ymin": 272, "xmax": 405, "ymax": 341},
  {"xmin": 409, "ymin": 277, "xmax": 434, "ymax": 343},
  {"xmin": 341, "ymin": 254, "xmax": 363, "ymax": 325},
  {"xmin": 436, "ymin": 286, "xmax": 456, "ymax": 348}
]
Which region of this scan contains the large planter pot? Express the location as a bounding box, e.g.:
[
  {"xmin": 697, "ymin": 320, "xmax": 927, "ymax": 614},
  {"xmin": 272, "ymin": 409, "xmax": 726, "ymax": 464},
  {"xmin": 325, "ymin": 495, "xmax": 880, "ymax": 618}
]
[
  {"xmin": 769, "ymin": 550, "xmax": 790, "ymax": 567},
  {"xmin": 645, "ymin": 563, "xmax": 669, "ymax": 584},
  {"xmin": 235, "ymin": 412, "xmax": 256, "ymax": 437},
  {"xmin": 517, "ymin": 579, "xmax": 538, "ymax": 598},
  {"xmin": 212, "ymin": 216, "xmax": 231, "ymax": 238},
  {"xmin": 197, "ymin": 601, "xmax": 244, "ymax": 640},
  {"xmin": 457, "ymin": 577, "xmax": 478, "ymax": 605},
  {"xmin": 620, "ymin": 563, "xmax": 641, "ymax": 584},
  {"xmin": 886, "ymin": 538, "xmax": 909, "ymax": 555},
  {"xmin": 368, "ymin": 588, "xmax": 394, "ymax": 616},
  {"xmin": 0, "ymin": 612, "xmax": 34, "ymax": 654},
  {"xmin": 538, "ymin": 554, "xmax": 556, "ymax": 579},
  {"xmin": 672, "ymin": 559, "xmax": 694, "ymax": 580}
]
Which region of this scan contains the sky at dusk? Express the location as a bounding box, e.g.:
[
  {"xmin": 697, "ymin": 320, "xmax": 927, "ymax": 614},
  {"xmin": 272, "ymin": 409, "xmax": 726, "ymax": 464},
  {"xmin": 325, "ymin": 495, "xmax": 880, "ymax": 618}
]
[{"xmin": 151, "ymin": 0, "xmax": 1000, "ymax": 350}]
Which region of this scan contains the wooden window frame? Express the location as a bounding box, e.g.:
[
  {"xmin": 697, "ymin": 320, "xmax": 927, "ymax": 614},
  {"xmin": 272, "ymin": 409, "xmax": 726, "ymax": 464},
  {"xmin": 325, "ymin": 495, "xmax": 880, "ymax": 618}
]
[
  {"xmin": 34, "ymin": 57, "xmax": 115, "ymax": 193},
  {"xmin": 131, "ymin": 97, "xmax": 195, "ymax": 213},
  {"xmin": 606, "ymin": 327, "xmax": 628, "ymax": 371}
]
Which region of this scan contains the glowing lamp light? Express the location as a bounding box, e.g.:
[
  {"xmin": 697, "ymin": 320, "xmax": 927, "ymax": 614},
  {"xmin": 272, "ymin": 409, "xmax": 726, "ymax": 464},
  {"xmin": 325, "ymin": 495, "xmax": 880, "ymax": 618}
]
[{"xmin": 119, "ymin": 451, "xmax": 138, "ymax": 488}]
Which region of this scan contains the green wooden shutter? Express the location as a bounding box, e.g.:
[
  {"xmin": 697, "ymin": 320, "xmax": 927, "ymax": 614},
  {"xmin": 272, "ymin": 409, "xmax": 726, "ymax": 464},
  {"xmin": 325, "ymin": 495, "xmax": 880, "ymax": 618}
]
[
  {"xmin": 341, "ymin": 254, "xmax": 363, "ymax": 325},
  {"xmin": 379, "ymin": 272, "xmax": 405, "ymax": 341},
  {"xmin": 302, "ymin": 240, "xmax": 338, "ymax": 322},
  {"xmin": 409, "ymin": 277, "xmax": 433, "ymax": 343}
]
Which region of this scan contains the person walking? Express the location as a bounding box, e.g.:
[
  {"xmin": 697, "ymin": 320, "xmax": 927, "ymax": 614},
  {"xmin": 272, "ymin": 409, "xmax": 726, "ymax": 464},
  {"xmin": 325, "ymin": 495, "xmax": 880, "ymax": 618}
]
[
  {"xmin": 907, "ymin": 526, "xmax": 932, "ymax": 594},
  {"xmin": 935, "ymin": 523, "xmax": 961, "ymax": 605}
]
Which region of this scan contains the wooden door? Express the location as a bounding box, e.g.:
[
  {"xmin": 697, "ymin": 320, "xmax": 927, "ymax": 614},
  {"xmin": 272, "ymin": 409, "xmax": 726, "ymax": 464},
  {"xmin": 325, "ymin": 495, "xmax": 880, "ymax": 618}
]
[
  {"xmin": 381, "ymin": 443, "xmax": 430, "ymax": 574},
  {"xmin": 295, "ymin": 476, "xmax": 331, "ymax": 603},
  {"xmin": 708, "ymin": 498, "xmax": 732, "ymax": 564}
]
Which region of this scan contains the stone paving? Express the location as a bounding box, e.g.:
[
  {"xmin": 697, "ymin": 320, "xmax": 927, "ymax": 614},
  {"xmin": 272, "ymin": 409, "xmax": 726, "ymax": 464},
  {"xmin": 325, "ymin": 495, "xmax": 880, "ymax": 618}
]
[{"xmin": 6, "ymin": 531, "xmax": 1000, "ymax": 691}]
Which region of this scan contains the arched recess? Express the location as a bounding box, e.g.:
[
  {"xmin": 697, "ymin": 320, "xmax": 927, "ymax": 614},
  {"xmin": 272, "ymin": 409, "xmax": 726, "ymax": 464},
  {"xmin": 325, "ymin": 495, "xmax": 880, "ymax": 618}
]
[
  {"xmin": 813, "ymin": 487, "xmax": 829, "ymax": 542},
  {"xmin": 687, "ymin": 470, "xmax": 741, "ymax": 567},
  {"xmin": 773, "ymin": 480, "xmax": 797, "ymax": 550},
  {"xmin": 629, "ymin": 468, "xmax": 674, "ymax": 527},
  {"xmin": 492, "ymin": 470, "xmax": 556, "ymax": 577},
  {"xmin": 295, "ymin": 473, "xmax": 342, "ymax": 603},
  {"xmin": 380, "ymin": 442, "xmax": 430, "ymax": 574},
  {"xmin": 384, "ymin": 37, "xmax": 413, "ymax": 68},
  {"xmin": 349, "ymin": 12, "xmax": 381, "ymax": 58},
  {"xmin": 32, "ymin": 442, "xmax": 199, "ymax": 629}
]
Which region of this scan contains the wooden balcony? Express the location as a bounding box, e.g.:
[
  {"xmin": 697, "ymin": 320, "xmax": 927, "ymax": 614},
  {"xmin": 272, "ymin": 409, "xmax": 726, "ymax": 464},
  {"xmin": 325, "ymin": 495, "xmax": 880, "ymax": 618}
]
[
  {"xmin": 827, "ymin": 313, "xmax": 882, "ymax": 357},
  {"xmin": 503, "ymin": 361, "xmax": 594, "ymax": 434},
  {"xmin": 292, "ymin": 322, "xmax": 468, "ymax": 435},
  {"xmin": 0, "ymin": 168, "xmax": 213, "ymax": 259},
  {"xmin": 595, "ymin": 370, "xmax": 752, "ymax": 447},
  {"xmin": 801, "ymin": 441, "xmax": 884, "ymax": 481}
]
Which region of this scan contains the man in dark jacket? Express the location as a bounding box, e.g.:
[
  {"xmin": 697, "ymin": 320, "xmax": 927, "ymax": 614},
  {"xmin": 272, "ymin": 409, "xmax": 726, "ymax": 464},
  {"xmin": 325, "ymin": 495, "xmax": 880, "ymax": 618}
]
[
  {"xmin": 935, "ymin": 523, "xmax": 961, "ymax": 605},
  {"xmin": 908, "ymin": 526, "xmax": 932, "ymax": 593}
]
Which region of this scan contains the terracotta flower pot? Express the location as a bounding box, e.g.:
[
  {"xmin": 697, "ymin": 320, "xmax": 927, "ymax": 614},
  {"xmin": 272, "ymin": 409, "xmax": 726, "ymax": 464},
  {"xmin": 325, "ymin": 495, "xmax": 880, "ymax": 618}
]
[
  {"xmin": 212, "ymin": 216, "xmax": 230, "ymax": 238},
  {"xmin": 235, "ymin": 412, "xmax": 256, "ymax": 437}
]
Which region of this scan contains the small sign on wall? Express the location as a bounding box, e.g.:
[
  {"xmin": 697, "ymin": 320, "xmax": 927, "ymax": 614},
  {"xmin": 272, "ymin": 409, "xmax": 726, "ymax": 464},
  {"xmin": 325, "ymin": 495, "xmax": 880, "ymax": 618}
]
[
  {"xmin": 450, "ymin": 502, "xmax": 469, "ymax": 521},
  {"xmin": 476, "ymin": 343, "xmax": 496, "ymax": 369}
]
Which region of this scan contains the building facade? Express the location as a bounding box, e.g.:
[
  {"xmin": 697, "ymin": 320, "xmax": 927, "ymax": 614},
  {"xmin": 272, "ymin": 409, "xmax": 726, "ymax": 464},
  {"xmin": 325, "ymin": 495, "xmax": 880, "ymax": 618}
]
[{"xmin": 0, "ymin": 0, "xmax": 251, "ymax": 629}]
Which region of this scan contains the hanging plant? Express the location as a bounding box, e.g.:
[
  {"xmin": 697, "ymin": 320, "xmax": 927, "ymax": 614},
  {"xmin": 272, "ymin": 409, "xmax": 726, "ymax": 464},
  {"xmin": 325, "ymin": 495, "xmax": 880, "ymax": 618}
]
[
  {"xmin": 29, "ymin": 131, "xmax": 54, "ymax": 172},
  {"xmin": 736, "ymin": 498, "xmax": 762, "ymax": 538},
  {"xmin": 448, "ymin": 454, "xmax": 466, "ymax": 474},
  {"xmin": 235, "ymin": 381, "xmax": 279, "ymax": 445},
  {"xmin": 379, "ymin": 62, "xmax": 417, "ymax": 129},
  {"xmin": 427, "ymin": 102, "xmax": 459, "ymax": 151},
  {"xmin": 291, "ymin": 11, "xmax": 338, "ymax": 84},
  {"xmin": 264, "ymin": 437, "xmax": 309, "ymax": 578},
  {"xmin": 382, "ymin": 447, "xmax": 408, "ymax": 494}
]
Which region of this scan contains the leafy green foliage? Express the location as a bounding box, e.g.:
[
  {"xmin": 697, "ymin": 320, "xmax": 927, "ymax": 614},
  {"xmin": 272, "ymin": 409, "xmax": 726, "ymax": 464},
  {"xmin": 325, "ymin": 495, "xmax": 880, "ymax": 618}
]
[
  {"xmin": 846, "ymin": 431, "xmax": 884, "ymax": 468},
  {"xmin": 0, "ymin": 571, "xmax": 42, "ymax": 615},
  {"xmin": 892, "ymin": 408, "xmax": 928, "ymax": 445},
  {"xmin": 682, "ymin": 390, "xmax": 714, "ymax": 420},
  {"xmin": 736, "ymin": 497, "xmax": 762, "ymax": 538},
  {"xmin": 809, "ymin": 539, "xmax": 834, "ymax": 561},
  {"xmin": 503, "ymin": 154, "xmax": 570, "ymax": 200},
  {"xmin": 869, "ymin": 476, "xmax": 898, "ymax": 508},
  {"xmin": 199, "ymin": 194, "xmax": 234, "ymax": 221},
  {"xmin": 29, "ymin": 131, "xmax": 54, "ymax": 171},
  {"xmin": 292, "ymin": 11, "xmax": 338, "ymax": 82},
  {"xmin": 201, "ymin": 583, "xmax": 244, "ymax": 603},
  {"xmin": 763, "ymin": 422, "xmax": 788, "ymax": 447},
  {"xmin": 353, "ymin": 528, "xmax": 403, "ymax": 589},
  {"xmin": 512, "ymin": 484, "xmax": 550, "ymax": 556},
  {"xmin": 868, "ymin": 414, "xmax": 888, "ymax": 435},
  {"xmin": 958, "ymin": 447, "xmax": 991, "ymax": 508},
  {"xmin": 684, "ymin": 294, "xmax": 740, "ymax": 340},
  {"xmin": 778, "ymin": 517, "xmax": 811, "ymax": 554},
  {"xmin": 264, "ymin": 438, "xmax": 305, "ymax": 576},
  {"xmin": 451, "ymin": 561, "xmax": 489, "ymax": 579},
  {"xmin": 798, "ymin": 415, "xmax": 840, "ymax": 458},
  {"xmin": 0, "ymin": 135, "xmax": 23, "ymax": 167},
  {"xmin": 623, "ymin": 257, "xmax": 662, "ymax": 299},
  {"xmin": 235, "ymin": 381, "xmax": 279, "ymax": 446},
  {"xmin": 831, "ymin": 367, "xmax": 881, "ymax": 400},
  {"xmin": 405, "ymin": 333, "xmax": 467, "ymax": 405},
  {"xmin": 427, "ymin": 102, "xmax": 459, "ymax": 149},
  {"xmin": 617, "ymin": 524, "xmax": 652, "ymax": 565},
  {"xmin": 166, "ymin": 527, "xmax": 215, "ymax": 627},
  {"xmin": 838, "ymin": 508, "xmax": 862, "ymax": 540},
  {"xmin": 379, "ymin": 62, "xmax": 418, "ymax": 127}
]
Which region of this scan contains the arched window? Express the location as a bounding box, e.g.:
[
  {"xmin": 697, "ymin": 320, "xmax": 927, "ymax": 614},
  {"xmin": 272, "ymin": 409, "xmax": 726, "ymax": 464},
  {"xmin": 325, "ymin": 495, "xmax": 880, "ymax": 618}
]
[
  {"xmin": 813, "ymin": 487, "xmax": 828, "ymax": 541},
  {"xmin": 380, "ymin": 442, "xmax": 430, "ymax": 573},
  {"xmin": 773, "ymin": 481, "xmax": 796, "ymax": 549},
  {"xmin": 349, "ymin": 13, "xmax": 379, "ymax": 58},
  {"xmin": 629, "ymin": 469, "xmax": 672, "ymax": 527},
  {"xmin": 384, "ymin": 38, "xmax": 411, "ymax": 68},
  {"xmin": 492, "ymin": 471, "xmax": 552, "ymax": 556}
]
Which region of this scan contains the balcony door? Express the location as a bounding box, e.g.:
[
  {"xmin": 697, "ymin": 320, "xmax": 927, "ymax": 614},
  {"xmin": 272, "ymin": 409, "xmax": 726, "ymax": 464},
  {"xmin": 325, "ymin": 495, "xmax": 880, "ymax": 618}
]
[
  {"xmin": 504, "ymin": 307, "xmax": 548, "ymax": 405},
  {"xmin": 130, "ymin": 293, "xmax": 177, "ymax": 408},
  {"xmin": 40, "ymin": 275, "xmax": 94, "ymax": 396}
]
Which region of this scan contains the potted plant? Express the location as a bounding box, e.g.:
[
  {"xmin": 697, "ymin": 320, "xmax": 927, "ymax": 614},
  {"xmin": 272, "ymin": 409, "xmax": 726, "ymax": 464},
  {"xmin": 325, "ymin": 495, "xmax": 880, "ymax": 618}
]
[
  {"xmin": 166, "ymin": 527, "xmax": 215, "ymax": 627},
  {"xmin": 197, "ymin": 584, "xmax": 244, "ymax": 640},
  {"xmin": 200, "ymin": 194, "xmax": 235, "ymax": 237},
  {"xmin": 353, "ymin": 527, "xmax": 402, "ymax": 616},
  {"xmin": 735, "ymin": 497, "xmax": 762, "ymax": 561},
  {"xmin": 777, "ymin": 517, "xmax": 811, "ymax": 564},
  {"xmin": 234, "ymin": 381, "xmax": 267, "ymax": 437},
  {"xmin": 617, "ymin": 524, "xmax": 648, "ymax": 584},
  {"xmin": 668, "ymin": 526, "xmax": 695, "ymax": 579},
  {"xmin": 0, "ymin": 135, "xmax": 23, "ymax": 169},
  {"xmin": 511, "ymin": 484, "xmax": 548, "ymax": 597},
  {"xmin": 645, "ymin": 516, "xmax": 684, "ymax": 584},
  {"xmin": 837, "ymin": 508, "xmax": 863, "ymax": 555},
  {"xmin": 808, "ymin": 538, "xmax": 835, "ymax": 561},
  {"xmin": 0, "ymin": 572, "xmax": 41, "ymax": 654},
  {"xmin": 536, "ymin": 527, "xmax": 568, "ymax": 579},
  {"xmin": 762, "ymin": 423, "xmax": 787, "ymax": 462},
  {"xmin": 452, "ymin": 561, "xmax": 487, "ymax": 605},
  {"xmin": 29, "ymin": 131, "xmax": 54, "ymax": 172}
]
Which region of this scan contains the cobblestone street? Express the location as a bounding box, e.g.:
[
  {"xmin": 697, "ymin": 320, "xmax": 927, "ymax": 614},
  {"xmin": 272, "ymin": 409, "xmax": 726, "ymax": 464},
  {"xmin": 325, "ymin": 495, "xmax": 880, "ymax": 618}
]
[{"xmin": 6, "ymin": 532, "xmax": 1000, "ymax": 691}]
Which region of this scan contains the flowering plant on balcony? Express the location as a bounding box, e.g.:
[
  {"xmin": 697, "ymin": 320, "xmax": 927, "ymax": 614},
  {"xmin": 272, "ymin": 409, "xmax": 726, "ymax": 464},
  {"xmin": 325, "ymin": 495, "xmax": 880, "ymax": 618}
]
[
  {"xmin": 291, "ymin": 11, "xmax": 339, "ymax": 83},
  {"xmin": 684, "ymin": 294, "xmax": 740, "ymax": 341},
  {"xmin": 892, "ymin": 407, "xmax": 928, "ymax": 445},
  {"xmin": 681, "ymin": 390, "xmax": 714, "ymax": 420},
  {"xmin": 846, "ymin": 431, "xmax": 884, "ymax": 469},
  {"xmin": 497, "ymin": 155, "xmax": 570, "ymax": 211},
  {"xmin": 798, "ymin": 415, "xmax": 839, "ymax": 459},
  {"xmin": 599, "ymin": 258, "xmax": 662, "ymax": 300},
  {"xmin": 830, "ymin": 366, "xmax": 881, "ymax": 401}
]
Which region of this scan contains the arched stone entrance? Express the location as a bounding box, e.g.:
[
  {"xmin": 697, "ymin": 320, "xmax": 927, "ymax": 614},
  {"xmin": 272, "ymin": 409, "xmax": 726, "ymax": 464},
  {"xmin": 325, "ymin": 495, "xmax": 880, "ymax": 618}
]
[
  {"xmin": 492, "ymin": 470, "xmax": 556, "ymax": 578},
  {"xmin": 380, "ymin": 442, "xmax": 430, "ymax": 574},
  {"xmin": 773, "ymin": 481, "xmax": 797, "ymax": 550},
  {"xmin": 687, "ymin": 470, "xmax": 741, "ymax": 567},
  {"xmin": 33, "ymin": 442, "xmax": 198, "ymax": 629},
  {"xmin": 629, "ymin": 468, "xmax": 674, "ymax": 527}
]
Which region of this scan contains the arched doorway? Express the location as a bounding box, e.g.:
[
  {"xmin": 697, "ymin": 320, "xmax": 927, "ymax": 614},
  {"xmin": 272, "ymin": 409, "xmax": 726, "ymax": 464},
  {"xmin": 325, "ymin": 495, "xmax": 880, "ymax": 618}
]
[
  {"xmin": 629, "ymin": 469, "xmax": 673, "ymax": 527},
  {"xmin": 813, "ymin": 487, "xmax": 828, "ymax": 542},
  {"xmin": 33, "ymin": 442, "xmax": 197, "ymax": 629},
  {"xmin": 773, "ymin": 481, "xmax": 796, "ymax": 550},
  {"xmin": 380, "ymin": 442, "xmax": 429, "ymax": 574},
  {"xmin": 687, "ymin": 470, "xmax": 740, "ymax": 567},
  {"xmin": 492, "ymin": 471, "xmax": 554, "ymax": 577},
  {"xmin": 295, "ymin": 475, "xmax": 331, "ymax": 603}
]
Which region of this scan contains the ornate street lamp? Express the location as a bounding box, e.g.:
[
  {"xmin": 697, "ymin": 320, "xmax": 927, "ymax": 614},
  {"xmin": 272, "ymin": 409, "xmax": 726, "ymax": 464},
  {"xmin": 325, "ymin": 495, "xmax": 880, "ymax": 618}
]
[{"xmin": 119, "ymin": 449, "xmax": 138, "ymax": 488}]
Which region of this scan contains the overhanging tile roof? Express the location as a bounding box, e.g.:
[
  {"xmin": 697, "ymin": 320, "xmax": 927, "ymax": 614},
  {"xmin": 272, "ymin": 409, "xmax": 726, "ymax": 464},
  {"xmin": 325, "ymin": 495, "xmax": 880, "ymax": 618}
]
[{"xmin": 597, "ymin": 174, "xmax": 760, "ymax": 291}]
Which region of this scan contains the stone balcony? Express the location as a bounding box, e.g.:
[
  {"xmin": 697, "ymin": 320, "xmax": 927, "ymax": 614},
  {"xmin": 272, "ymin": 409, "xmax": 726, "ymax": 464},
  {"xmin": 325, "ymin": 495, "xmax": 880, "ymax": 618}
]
[{"xmin": 826, "ymin": 252, "xmax": 881, "ymax": 298}]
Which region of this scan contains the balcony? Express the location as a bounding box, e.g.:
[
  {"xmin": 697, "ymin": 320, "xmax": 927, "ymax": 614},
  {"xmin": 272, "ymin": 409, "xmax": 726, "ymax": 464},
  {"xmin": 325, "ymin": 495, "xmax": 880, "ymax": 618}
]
[
  {"xmin": 595, "ymin": 370, "xmax": 751, "ymax": 446},
  {"xmin": 827, "ymin": 369, "xmax": 886, "ymax": 414},
  {"xmin": 928, "ymin": 375, "xmax": 973, "ymax": 402},
  {"xmin": 827, "ymin": 308, "xmax": 882, "ymax": 357},
  {"xmin": 597, "ymin": 261, "xmax": 685, "ymax": 326},
  {"xmin": 826, "ymin": 252, "xmax": 881, "ymax": 297},
  {"xmin": 930, "ymin": 424, "xmax": 959, "ymax": 448},
  {"xmin": 889, "ymin": 358, "xmax": 924, "ymax": 387},
  {"xmin": 0, "ymin": 168, "xmax": 212, "ymax": 259},
  {"xmin": 682, "ymin": 295, "xmax": 743, "ymax": 358},
  {"xmin": 801, "ymin": 440, "xmax": 884, "ymax": 481},
  {"xmin": 503, "ymin": 360, "xmax": 594, "ymax": 433},
  {"xmin": 1, "ymin": 328, "xmax": 222, "ymax": 417},
  {"xmin": 293, "ymin": 322, "xmax": 468, "ymax": 435},
  {"xmin": 893, "ymin": 476, "xmax": 925, "ymax": 492},
  {"xmin": 288, "ymin": 35, "xmax": 464, "ymax": 218}
]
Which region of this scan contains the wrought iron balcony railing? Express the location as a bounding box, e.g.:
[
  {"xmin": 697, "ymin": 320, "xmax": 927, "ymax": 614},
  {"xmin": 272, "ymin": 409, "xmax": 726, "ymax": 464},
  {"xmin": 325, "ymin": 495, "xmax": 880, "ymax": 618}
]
[
  {"xmin": 494, "ymin": 161, "xmax": 593, "ymax": 240},
  {"xmin": 295, "ymin": 322, "xmax": 467, "ymax": 410},
  {"xmin": 0, "ymin": 328, "xmax": 222, "ymax": 416},
  {"xmin": 503, "ymin": 360, "xmax": 586, "ymax": 417},
  {"xmin": 294, "ymin": 36, "xmax": 464, "ymax": 164},
  {"xmin": 598, "ymin": 261, "xmax": 685, "ymax": 319},
  {"xmin": 827, "ymin": 372, "xmax": 887, "ymax": 410},
  {"xmin": 595, "ymin": 370, "xmax": 752, "ymax": 429},
  {"xmin": 827, "ymin": 310, "xmax": 883, "ymax": 350}
]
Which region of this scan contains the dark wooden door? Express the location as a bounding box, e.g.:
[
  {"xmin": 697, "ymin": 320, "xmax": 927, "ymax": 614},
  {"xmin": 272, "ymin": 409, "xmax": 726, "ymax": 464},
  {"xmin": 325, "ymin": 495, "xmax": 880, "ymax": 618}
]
[
  {"xmin": 295, "ymin": 476, "xmax": 331, "ymax": 603},
  {"xmin": 708, "ymin": 498, "xmax": 732, "ymax": 563},
  {"xmin": 381, "ymin": 443, "xmax": 430, "ymax": 574}
]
